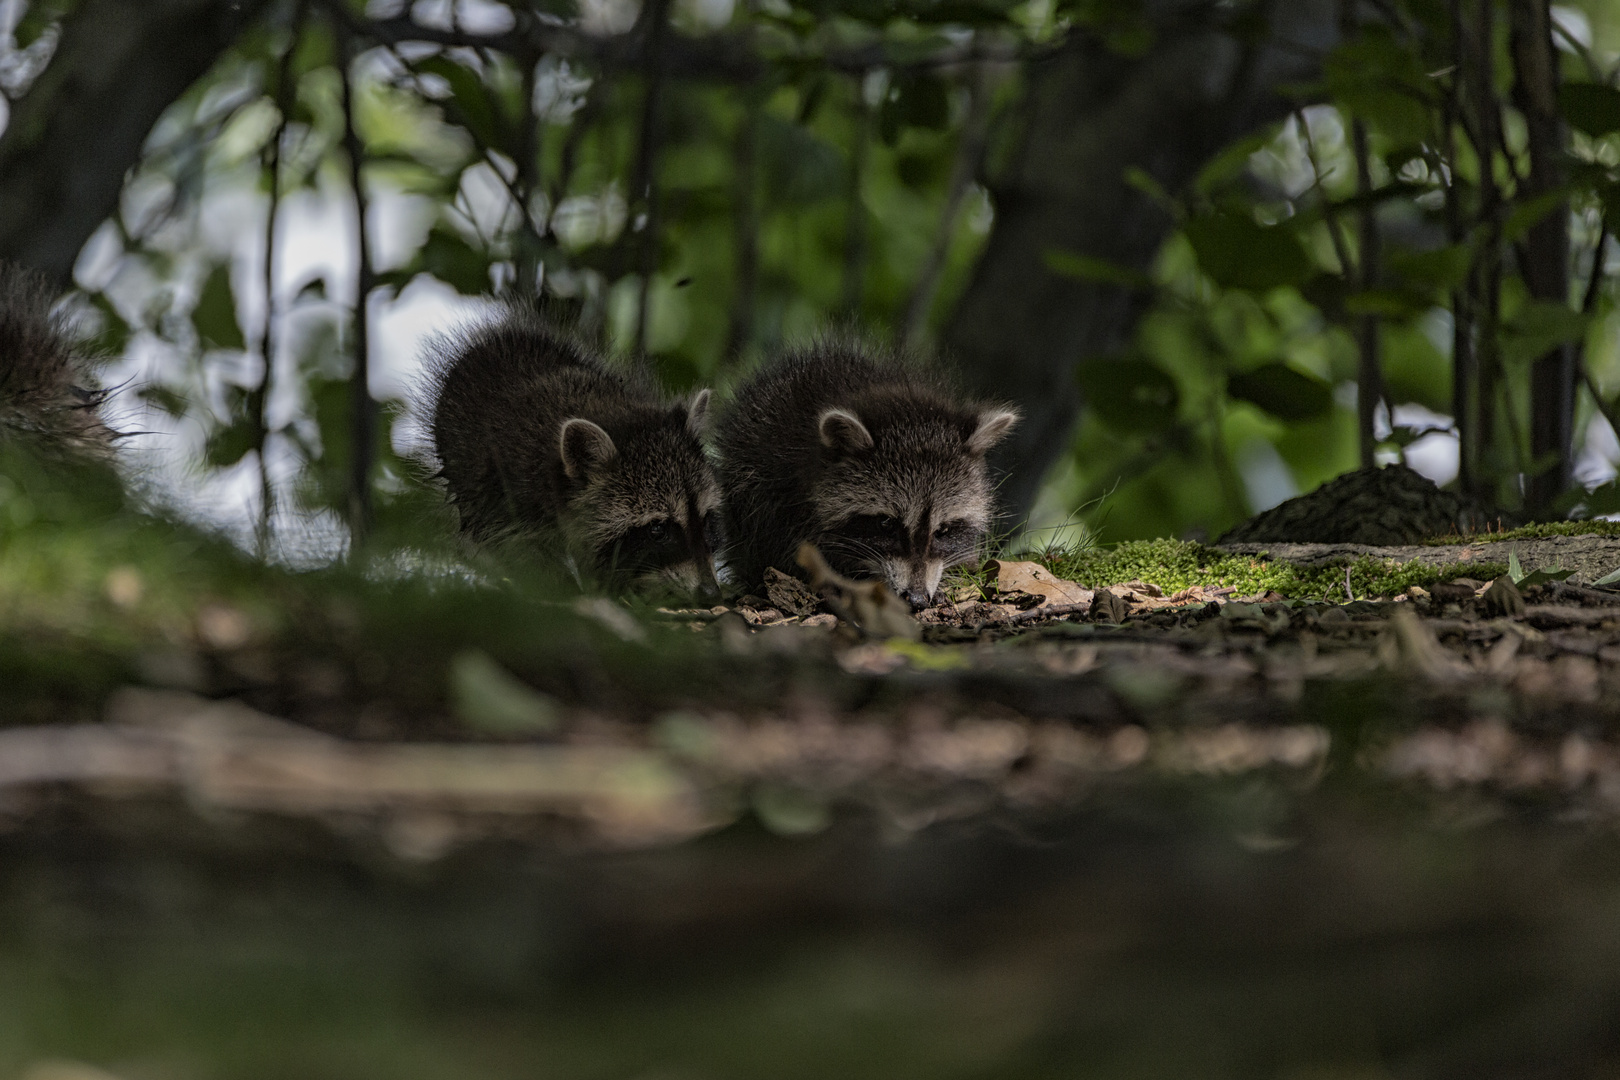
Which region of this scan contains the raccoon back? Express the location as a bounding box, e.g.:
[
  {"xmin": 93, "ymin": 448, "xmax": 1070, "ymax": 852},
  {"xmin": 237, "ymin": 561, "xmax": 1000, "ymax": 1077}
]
[
  {"xmin": 426, "ymin": 314, "xmax": 662, "ymax": 539},
  {"xmin": 0, "ymin": 261, "xmax": 113, "ymax": 458}
]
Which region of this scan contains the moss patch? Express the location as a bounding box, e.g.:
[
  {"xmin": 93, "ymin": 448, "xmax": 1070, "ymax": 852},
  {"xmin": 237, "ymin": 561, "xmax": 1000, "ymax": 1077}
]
[
  {"xmin": 1038, "ymin": 538, "xmax": 1506, "ymax": 603},
  {"xmin": 1420, "ymin": 519, "xmax": 1620, "ymax": 545}
]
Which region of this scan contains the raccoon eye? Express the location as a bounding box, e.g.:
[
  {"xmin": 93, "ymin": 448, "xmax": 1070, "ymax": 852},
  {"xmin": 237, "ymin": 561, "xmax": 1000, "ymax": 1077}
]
[
  {"xmin": 646, "ymin": 521, "xmax": 675, "ymax": 545},
  {"xmin": 846, "ymin": 514, "xmax": 902, "ymax": 540}
]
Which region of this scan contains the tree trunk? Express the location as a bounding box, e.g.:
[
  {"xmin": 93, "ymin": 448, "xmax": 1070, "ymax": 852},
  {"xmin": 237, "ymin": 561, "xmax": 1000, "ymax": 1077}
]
[
  {"xmin": 942, "ymin": 0, "xmax": 1338, "ymax": 524},
  {"xmin": 0, "ymin": 0, "xmax": 272, "ymax": 285},
  {"xmin": 1510, "ymin": 0, "xmax": 1573, "ymax": 513}
]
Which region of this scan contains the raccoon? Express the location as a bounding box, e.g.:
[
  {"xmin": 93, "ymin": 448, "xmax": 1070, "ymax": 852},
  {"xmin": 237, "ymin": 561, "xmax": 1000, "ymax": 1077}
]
[
  {"xmin": 424, "ymin": 311, "xmax": 721, "ymax": 598},
  {"xmin": 0, "ymin": 260, "xmax": 114, "ymax": 458},
  {"xmin": 715, "ymin": 339, "xmax": 1018, "ymax": 609}
]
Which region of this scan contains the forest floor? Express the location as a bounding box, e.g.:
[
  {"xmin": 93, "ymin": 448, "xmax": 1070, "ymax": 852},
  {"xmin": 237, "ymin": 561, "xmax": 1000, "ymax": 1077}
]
[{"xmin": 8, "ymin": 465, "xmax": 1620, "ymax": 1076}]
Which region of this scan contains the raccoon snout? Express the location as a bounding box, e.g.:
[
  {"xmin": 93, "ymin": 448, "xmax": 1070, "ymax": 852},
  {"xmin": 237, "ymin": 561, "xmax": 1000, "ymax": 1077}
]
[{"xmin": 902, "ymin": 586, "xmax": 932, "ymax": 611}]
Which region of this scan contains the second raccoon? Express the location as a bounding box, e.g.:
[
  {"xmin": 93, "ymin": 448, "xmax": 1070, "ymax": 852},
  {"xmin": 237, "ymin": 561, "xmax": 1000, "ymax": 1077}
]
[
  {"xmin": 425, "ymin": 312, "xmax": 721, "ymax": 597},
  {"xmin": 716, "ymin": 340, "xmax": 1018, "ymax": 609}
]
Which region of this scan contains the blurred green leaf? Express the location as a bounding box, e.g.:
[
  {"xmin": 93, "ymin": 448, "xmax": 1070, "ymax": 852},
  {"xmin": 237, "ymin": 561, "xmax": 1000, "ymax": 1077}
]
[
  {"xmin": 138, "ymin": 384, "xmax": 190, "ymax": 418},
  {"xmin": 1322, "ymin": 27, "xmax": 1433, "ymax": 148},
  {"xmin": 420, "ymin": 225, "xmax": 492, "ymax": 295},
  {"xmin": 1042, "ymin": 249, "xmax": 1153, "ymax": 290},
  {"xmin": 86, "ymin": 292, "xmax": 131, "ymax": 355},
  {"xmin": 1559, "ymin": 82, "xmax": 1620, "ymax": 138},
  {"xmin": 194, "ymin": 264, "xmax": 246, "ymax": 351},
  {"xmin": 1389, "ymin": 245, "xmax": 1472, "ymax": 290},
  {"xmin": 1227, "ymin": 364, "xmax": 1334, "ymax": 422},
  {"xmin": 450, "ymin": 648, "xmax": 561, "ymax": 734},
  {"xmin": 1500, "ymin": 301, "xmax": 1588, "ymax": 368},
  {"xmin": 1077, "ymin": 358, "xmax": 1180, "ymax": 432},
  {"xmin": 759, "ymin": 116, "xmax": 844, "ymax": 206},
  {"xmin": 1343, "ymin": 288, "xmax": 1431, "ymax": 319},
  {"xmin": 1503, "ymin": 188, "xmax": 1568, "ymax": 243},
  {"xmin": 415, "ymin": 55, "xmax": 503, "ymax": 152},
  {"xmin": 1184, "ymin": 214, "xmax": 1313, "ymax": 291},
  {"xmin": 1591, "ymin": 564, "xmax": 1620, "ymax": 587}
]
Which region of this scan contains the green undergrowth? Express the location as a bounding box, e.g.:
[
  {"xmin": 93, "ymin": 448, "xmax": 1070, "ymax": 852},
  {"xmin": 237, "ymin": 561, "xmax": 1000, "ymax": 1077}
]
[
  {"xmin": 1038, "ymin": 538, "xmax": 1507, "ymax": 603},
  {"xmin": 0, "ymin": 446, "xmax": 722, "ymax": 725},
  {"xmin": 1420, "ymin": 519, "xmax": 1620, "ymax": 545}
]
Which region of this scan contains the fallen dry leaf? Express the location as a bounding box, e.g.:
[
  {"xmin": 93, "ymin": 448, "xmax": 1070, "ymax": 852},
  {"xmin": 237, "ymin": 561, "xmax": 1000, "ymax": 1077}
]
[{"xmin": 989, "ymin": 560, "xmax": 1093, "ymax": 608}]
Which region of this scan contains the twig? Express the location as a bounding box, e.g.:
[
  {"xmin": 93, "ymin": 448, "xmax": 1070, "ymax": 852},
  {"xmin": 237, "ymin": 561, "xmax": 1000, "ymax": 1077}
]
[
  {"xmin": 629, "ymin": 0, "xmax": 672, "ymax": 356},
  {"xmin": 841, "ymin": 76, "xmax": 873, "ymax": 318},
  {"xmin": 899, "ymin": 53, "xmax": 994, "ymax": 348},
  {"xmin": 1294, "ymin": 107, "xmax": 1356, "ymax": 280},
  {"xmin": 251, "ymin": 2, "xmax": 309, "ymax": 555},
  {"xmin": 338, "ymin": 20, "xmax": 376, "ymax": 549},
  {"xmin": 1009, "ymin": 601, "xmax": 1091, "ymax": 625}
]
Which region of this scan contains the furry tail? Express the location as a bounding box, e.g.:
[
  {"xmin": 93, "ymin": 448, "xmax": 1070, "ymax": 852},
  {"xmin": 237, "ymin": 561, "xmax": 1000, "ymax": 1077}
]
[{"xmin": 0, "ymin": 260, "xmax": 114, "ymax": 458}]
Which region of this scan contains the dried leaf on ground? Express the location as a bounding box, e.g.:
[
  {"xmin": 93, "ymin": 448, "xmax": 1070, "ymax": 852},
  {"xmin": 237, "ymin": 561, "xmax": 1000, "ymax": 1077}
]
[
  {"xmin": 989, "ymin": 560, "xmax": 1094, "ymax": 608},
  {"xmin": 797, "ymin": 543, "xmax": 921, "ymax": 641}
]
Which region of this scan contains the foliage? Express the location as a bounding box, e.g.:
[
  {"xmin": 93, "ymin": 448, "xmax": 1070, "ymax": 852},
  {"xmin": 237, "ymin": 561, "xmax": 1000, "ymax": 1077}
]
[
  {"xmin": 1043, "ymin": 0, "xmax": 1620, "ymax": 543},
  {"xmin": 7, "ymin": 0, "xmax": 1620, "ymax": 559}
]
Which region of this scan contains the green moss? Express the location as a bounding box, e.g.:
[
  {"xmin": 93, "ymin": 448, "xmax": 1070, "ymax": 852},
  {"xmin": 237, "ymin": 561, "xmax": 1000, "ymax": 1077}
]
[
  {"xmin": 1420, "ymin": 519, "xmax": 1620, "ymax": 545},
  {"xmin": 1038, "ymin": 538, "xmax": 1505, "ymax": 603}
]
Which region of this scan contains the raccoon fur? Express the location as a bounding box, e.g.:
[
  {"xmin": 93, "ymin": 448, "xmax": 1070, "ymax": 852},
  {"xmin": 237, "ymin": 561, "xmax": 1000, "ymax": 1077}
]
[
  {"xmin": 424, "ymin": 311, "xmax": 721, "ymax": 598},
  {"xmin": 715, "ymin": 339, "xmax": 1018, "ymax": 608},
  {"xmin": 0, "ymin": 260, "xmax": 114, "ymax": 459}
]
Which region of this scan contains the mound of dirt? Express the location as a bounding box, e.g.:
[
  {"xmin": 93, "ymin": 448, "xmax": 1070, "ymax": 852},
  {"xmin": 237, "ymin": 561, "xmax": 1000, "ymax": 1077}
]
[{"xmin": 1219, "ymin": 464, "xmax": 1507, "ymax": 546}]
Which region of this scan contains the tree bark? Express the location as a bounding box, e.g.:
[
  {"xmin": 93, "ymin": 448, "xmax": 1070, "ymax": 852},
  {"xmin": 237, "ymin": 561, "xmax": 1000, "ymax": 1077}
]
[
  {"xmin": 1510, "ymin": 0, "xmax": 1572, "ymax": 513},
  {"xmin": 942, "ymin": 0, "xmax": 1338, "ymax": 524},
  {"xmin": 0, "ymin": 0, "xmax": 272, "ymax": 285}
]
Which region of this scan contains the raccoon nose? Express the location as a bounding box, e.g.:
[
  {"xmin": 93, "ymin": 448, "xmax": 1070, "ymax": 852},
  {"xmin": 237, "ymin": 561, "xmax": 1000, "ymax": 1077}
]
[
  {"xmin": 903, "ymin": 587, "xmax": 932, "ymax": 611},
  {"xmin": 696, "ymin": 577, "xmax": 721, "ymax": 604}
]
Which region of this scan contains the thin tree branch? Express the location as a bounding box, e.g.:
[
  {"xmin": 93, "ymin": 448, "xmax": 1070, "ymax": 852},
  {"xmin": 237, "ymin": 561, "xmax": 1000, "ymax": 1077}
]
[
  {"xmin": 338, "ymin": 21, "xmax": 376, "ymax": 549},
  {"xmin": 899, "ymin": 56, "xmax": 995, "ymax": 350},
  {"xmin": 628, "ymin": 0, "xmax": 672, "ymax": 357},
  {"xmin": 251, "ymin": 0, "xmax": 310, "ymax": 555},
  {"xmin": 841, "ymin": 76, "xmax": 873, "ymax": 319}
]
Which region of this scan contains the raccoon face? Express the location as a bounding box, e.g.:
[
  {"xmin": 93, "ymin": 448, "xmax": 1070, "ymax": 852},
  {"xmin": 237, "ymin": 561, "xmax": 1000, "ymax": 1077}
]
[
  {"xmin": 812, "ymin": 403, "xmax": 1018, "ymax": 610},
  {"xmin": 560, "ymin": 391, "xmax": 723, "ymax": 600}
]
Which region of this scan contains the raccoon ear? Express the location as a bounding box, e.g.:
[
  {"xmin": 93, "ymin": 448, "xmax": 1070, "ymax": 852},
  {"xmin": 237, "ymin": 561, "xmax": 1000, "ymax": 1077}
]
[
  {"xmin": 559, "ymin": 417, "xmax": 618, "ymax": 479},
  {"xmin": 684, "ymin": 388, "xmax": 713, "ymax": 437},
  {"xmin": 818, "ymin": 408, "xmax": 874, "ymax": 455},
  {"xmin": 966, "ymin": 408, "xmax": 1019, "ymax": 456}
]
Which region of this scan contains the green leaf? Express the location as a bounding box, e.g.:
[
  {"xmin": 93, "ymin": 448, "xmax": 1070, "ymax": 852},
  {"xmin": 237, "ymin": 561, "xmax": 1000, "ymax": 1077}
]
[
  {"xmin": 449, "ymin": 649, "xmax": 561, "ymax": 734},
  {"xmin": 13, "ymin": 0, "xmax": 73, "ymax": 48},
  {"xmin": 86, "ymin": 292, "xmax": 131, "ymax": 355},
  {"xmin": 420, "ymin": 225, "xmax": 491, "ymax": 295},
  {"xmin": 1183, "ymin": 214, "xmax": 1313, "ymax": 292},
  {"xmin": 1042, "ymin": 249, "xmax": 1153, "ymax": 290},
  {"xmin": 758, "ymin": 116, "xmax": 844, "ymax": 206},
  {"xmin": 1227, "ymin": 364, "xmax": 1335, "ymax": 422},
  {"xmin": 415, "ymin": 55, "xmax": 503, "ymax": 152},
  {"xmin": 1322, "ymin": 27, "xmax": 1434, "ymax": 148},
  {"xmin": 1591, "ymin": 565, "xmax": 1620, "ymax": 587},
  {"xmin": 1502, "ymin": 188, "xmax": 1568, "ymax": 243},
  {"xmin": 1076, "ymin": 358, "xmax": 1180, "ymax": 433},
  {"xmin": 1389, "ymin": 245, "xmax": 1472, "ymax": 290},
  {"xmin": 204, "ymin": 411, "xmax": 257, "ymax": 466},
  {"xmin": 137, "ymin": 384, "xmax": 190, "ymax": 418},
  {"xmin": 1342, "ymin": 288, "xmax": 1431, "ymax": 319},
  {"xmin": 1509, "ymin": 545, "xmax": 1575, "ymax": 588},
  {"xmin": 193, "ymin": 264, "xmax": 245, "ymax": 351},
  {"xmin": 1499, "ymin": 301, "xmax": 1588, "ymax": 369},
  {"xmin": 1559, "ymin": 82, "xmax": 1620, "ymax": 139}
]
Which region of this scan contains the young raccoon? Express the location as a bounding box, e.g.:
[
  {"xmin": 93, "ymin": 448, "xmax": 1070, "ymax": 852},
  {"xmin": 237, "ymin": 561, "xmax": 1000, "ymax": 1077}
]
[
  {"xmin": 0, "ymin": 260, "xmax": 114, "ymax": 458},
  {"xmin": 716, "ymin": 339, "xmax": 1018, "ymax": 608},
  {"xmin": 424, "ymin": 312, "xmax": 721, "ymax": 598}
]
